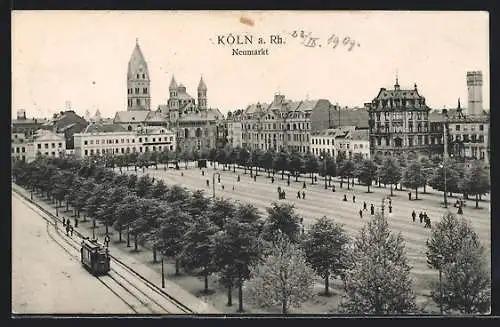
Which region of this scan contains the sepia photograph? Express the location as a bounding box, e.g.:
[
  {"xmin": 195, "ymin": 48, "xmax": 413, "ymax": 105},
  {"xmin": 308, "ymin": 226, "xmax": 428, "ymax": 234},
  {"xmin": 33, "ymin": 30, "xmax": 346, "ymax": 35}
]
[{"xmin": 11, "ymin": 10, "xmax": 491, "ymax": 316}]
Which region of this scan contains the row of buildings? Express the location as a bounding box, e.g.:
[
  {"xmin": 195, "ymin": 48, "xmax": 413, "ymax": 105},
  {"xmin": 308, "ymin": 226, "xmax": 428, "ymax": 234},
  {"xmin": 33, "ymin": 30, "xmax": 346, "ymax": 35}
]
[{"xmin": 12, "ymin": 40, "xmax": 489, "ymax": 166}]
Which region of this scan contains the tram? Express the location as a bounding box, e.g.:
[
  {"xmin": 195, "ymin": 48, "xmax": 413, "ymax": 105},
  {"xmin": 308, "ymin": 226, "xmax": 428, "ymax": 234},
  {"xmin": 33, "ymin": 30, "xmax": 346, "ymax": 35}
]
[{"xmin": 80, "ymin": 237, "xmax": 110, "ymax": 276}]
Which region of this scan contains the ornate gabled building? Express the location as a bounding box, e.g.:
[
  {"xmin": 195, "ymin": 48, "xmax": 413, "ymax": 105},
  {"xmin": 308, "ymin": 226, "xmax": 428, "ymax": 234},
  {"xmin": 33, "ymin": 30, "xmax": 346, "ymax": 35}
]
[
  {"xmin": 240, "ymin": 94, "xmax": 335, "ymax": 153},
  {"xmin": 365, "ymin": 78, "xmax": 433, "ymax": 157},
  {"xmin": 127, "ymin": 39, "xmax": 151, "ymax": 111}
]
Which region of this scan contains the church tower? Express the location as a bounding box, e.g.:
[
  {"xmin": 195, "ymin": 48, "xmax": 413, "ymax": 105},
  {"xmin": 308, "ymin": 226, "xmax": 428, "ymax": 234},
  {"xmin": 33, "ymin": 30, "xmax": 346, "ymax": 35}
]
[
  {"xmin": 127, "ymin": 39, "xmax": 151, "ymax": 111},
  {"xmin": 168, "ymin": 75, "xmax": 179, "ymax": 121},
  {"xmin": 197, "ymin": 75, "xmax": 207, "ymax": 110}
]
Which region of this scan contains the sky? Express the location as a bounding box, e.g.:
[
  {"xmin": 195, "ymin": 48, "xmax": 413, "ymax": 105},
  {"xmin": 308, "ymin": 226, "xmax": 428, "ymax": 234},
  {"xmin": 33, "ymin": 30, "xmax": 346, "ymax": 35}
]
[{"xmin": 12, "ymin": 11, "xmax": 489, "ymax": 119}]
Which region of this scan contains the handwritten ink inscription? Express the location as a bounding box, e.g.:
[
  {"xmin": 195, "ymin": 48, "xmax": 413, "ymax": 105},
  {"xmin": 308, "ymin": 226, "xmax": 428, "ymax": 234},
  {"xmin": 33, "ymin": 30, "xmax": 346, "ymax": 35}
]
[{"xmin": 289, "ymin": 30, "xmax": 361, "ymax": 51}]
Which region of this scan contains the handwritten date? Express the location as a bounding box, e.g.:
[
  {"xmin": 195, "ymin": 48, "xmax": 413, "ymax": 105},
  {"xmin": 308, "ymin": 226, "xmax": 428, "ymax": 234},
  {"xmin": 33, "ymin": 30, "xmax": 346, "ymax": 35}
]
[{"xmin": 289, "ymin": 30, "xmax": 360, "ymax": 51}]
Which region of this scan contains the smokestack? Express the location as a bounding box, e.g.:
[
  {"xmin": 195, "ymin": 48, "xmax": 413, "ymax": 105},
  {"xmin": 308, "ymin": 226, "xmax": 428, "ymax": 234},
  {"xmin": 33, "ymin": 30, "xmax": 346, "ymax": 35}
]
[{"xmin": 466, "ymin": 71, "xmax": 483, "ymax": 116}]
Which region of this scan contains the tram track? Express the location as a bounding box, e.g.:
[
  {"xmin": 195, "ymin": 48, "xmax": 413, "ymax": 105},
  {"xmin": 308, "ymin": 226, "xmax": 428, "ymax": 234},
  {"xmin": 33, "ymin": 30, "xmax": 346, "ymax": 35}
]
[{"xmin": 13, "ymin": 189, "xmax": 194, "ymax": 315}]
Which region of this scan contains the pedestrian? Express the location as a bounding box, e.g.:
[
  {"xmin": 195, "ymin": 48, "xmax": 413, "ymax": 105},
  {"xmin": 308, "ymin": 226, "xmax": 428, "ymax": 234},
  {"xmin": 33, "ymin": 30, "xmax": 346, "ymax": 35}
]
[
  {"xmin": 389, "ymin": 199, "xmax": 392, "ymax": 206},
  {"xmin": 75, "ymin": 218, "xmax": 78, "ymax": 228},
  {"xmin": 359, "ymin": 209, "xmax": 363, "ymax": 219},
  {"xmin": 363, "ymin": 201, "xmax": 367, "ymax": 210},
  {"xmin": 370, "ymin": 204, "xmax": 375, "ymax": 215},
  {"xmin": 237, "ymin": 175, "xmax": 240, "ymax": 182},
  {"xmin": 297, "ymin": 191, "xmax": 301, "ymax": 199},
  {"xmin": 458, "ymin": 206, "xmax": 463, "ymax": 215},
  {"xmin": 352, "ymin": 195, "xmax": 356, "ymax": 203},
  {"xmin": 232, "ymin": 185, "xmax": 235, "ymax": 191},
  {"xmin": 152, "ymin": 177, "xmax": 155, "ymax": 183},
  {"xmin": 419, "ymin": 212, "xmax": 423, "ymax": 224},
  {"xmin": 343, "ymin": 194, "xmax": 348, "ymax": 202},
  {"xmin": 412, "ymin": 210, "xmax": 416, "ymax": 222},
  {"xmin": 388, "ymin": 205, "xmax": 392, "ymax": 213},
  {"xmin": 66, "ymin": 224, "xmax": 70, "ymax": 236},
  {"xmin": 283, "ymin": 191, "xmax": 286, "ymax": 199},
  {"xmin": 206, "ymin": 179, "xmax": 210, "ymax": 187},
  {"xmin": 314, "ymin": 176, "xmax": 318, "ymax": 183},
  {"xmin": 302, "ymin": 191, "xmax": 305, "ymax": 199},
  {"xmin": 332, "ymin": 185, "xmax": 336, "ymax": 192},
  {"xmin": 254, "ymin": 175, "xmax": 257, "ymax": 182},
  {"xmin": 352, "ymin": 179, "xmax": 354, "ymax": 187},
  {"xmin": 222, "ymin": 185, "xmax": 225, "ymax": 190},
  {"xmin": 62, "ymin": 217, "xmax": 66, "ymax": 227},
  {"xmin": 70, "ymin": 225, "xmax": 74, "ymax": 236},
  {"xmin": 287, "ymin": 180, "xmax": 290, "ymax": 186},
  {"xmin": 272, "ymin": 177, "xmax": 275, "ymax": 183},
  {"xmin": 218, "ymin": 176, "xmax": 221, "ymax": 183},
  {"xmin": 408, "ymin": 192, "xmax": 412, "ymax": 200},
  {"xmin": 202, "ymin": 170, "xmax": 205, "ymax": 176}
]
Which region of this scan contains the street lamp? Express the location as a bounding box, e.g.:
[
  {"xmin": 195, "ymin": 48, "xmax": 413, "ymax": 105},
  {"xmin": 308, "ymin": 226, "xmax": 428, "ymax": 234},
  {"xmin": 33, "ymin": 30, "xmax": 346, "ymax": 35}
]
[
  {"xmin": 320, "ymin": 155, "xmax": 327, "ymax": 189},
  {"xmin": 212, "ymin": 172, "xmax": 221, "ymax": 198},
  {"xmin": 439, "ymin": 162, "xmax": 447, "ymax": 208}
]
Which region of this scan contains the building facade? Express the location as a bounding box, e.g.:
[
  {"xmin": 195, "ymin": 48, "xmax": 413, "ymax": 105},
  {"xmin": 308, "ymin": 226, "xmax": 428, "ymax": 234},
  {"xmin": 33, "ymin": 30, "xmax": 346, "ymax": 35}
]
[
  {"xmin": 366, "ymin": 79, "xmax": 433, "ymax": 157},
  {"xmin": 226, "ymin": 110, "xmax": 244, "ymax": 148},
  {"xmin": 12, "ymin": 129, "xmax": 67, "ymax": 163},
  {"xmin": 240, "ymin": 94, "xmax": 336, "ymax": 153},
  {"xmin": 12, "ymin": 109, "xmax": 48, "ymax": 136},
  {"xmin": 310, "ymin": 126, "xmax": 370, "ymax": 160},
  {"xmin": 73, "ymin": 125, "xmax": 176, "ymax": 158}
]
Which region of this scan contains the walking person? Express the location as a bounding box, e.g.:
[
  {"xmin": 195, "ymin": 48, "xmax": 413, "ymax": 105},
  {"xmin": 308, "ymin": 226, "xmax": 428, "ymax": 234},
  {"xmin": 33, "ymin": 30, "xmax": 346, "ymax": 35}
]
[
  {"xmin": 389, "ymin": 205, "xmax": 392, "ymax": 213},
  {"xmin": 332, "ymin": 185, "xmax": 336, "ymax": 192},
  {"xmin": 370, "ymin": 204, "xmax": 375, "ymax": 215},
  {"xmin": 74, "ymin": 218, "xmax": 78, "ymax": 228},
  {"xmin": 343, "ymin": 194, "xmax": 348, "ymax": 202},
  {"xmin": 359, "ymin": 209, "xmax": 363, "ymax": 219},
  {"xmin": 457, "ymin": 205, "xmax": 463, "ymax": 215},
  {"xmin": 70, "ymin": 225, "xmax": 74, "ymax": 236},
  {"xmin": 297, "ymin": 191, "xmax": 301, "ymax": 199},
  {"xmin": 206, "ymin": 179, "xmax": 210, "ymax": 187},
  {"xmin": 237, "ymin": 175, "xmax": 240, "ymax": 182},
  {"xmin": 363, "ymin": 201, "xmax": 367, "ymax": 210},
  {"xmin": 62, "ymin": 217, "xmax": 66, "ymax": 227},
  {"xmin": 352, "ymin": 195, "xmax": 356, "ymax": 203},
  {"xmin": 408, "ymin": 192, "xmax": 412, "ymax": 201},
  {"xmin": 302, "ymin": 191, "xmax": 305, "ymax": 200},
  {"xmin": 419, "ymin": 212, "xmax": 423, "ymax": 224},
  {"xmin": 412, "ymin": 210, "xmax": 416, "ymax": 222},
  {"xmin": 272, "ymin": 177, "xmax": 275, "ymax": 183}
]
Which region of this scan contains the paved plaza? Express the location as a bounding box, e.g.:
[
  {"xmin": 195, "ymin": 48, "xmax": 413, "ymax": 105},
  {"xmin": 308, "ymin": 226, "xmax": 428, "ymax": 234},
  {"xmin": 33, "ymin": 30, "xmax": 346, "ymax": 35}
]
[{"xmin": 125, "ymin": 163, "xmax": 491, "ymax": 290}]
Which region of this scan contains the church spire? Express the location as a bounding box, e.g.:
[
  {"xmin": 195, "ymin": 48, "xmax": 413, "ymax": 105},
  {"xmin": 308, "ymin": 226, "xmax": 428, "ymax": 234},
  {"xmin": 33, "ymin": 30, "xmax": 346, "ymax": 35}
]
[
  {"xmin": 394, "ymin": 70, "xmax": 400, "ymax": 90},
  {"xmin": 127, "ymin": 39, "xmax": 150, "ymax": 111},
  {"xmin": 198, "ymin": 75, "xmax": 207, "ymax": 91},
  {"xmin": 169, "ymin": 75, "xmax": 178, "ymax": 89}
]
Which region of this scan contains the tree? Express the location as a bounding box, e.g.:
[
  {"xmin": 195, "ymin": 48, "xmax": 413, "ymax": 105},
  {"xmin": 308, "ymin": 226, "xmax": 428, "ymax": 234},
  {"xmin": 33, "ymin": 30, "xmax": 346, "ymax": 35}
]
[
  {"xmin": 341, "ymin": 212, "xmax": 417, "ymax": 315},
  {"xmin": 461, "ymin": 162, "xmax": 490, "ymax": 208},
  {"xmin": 428, "ymin": 163, "xmax": 460, "ymax": 200},
  {"xmin": 113, "ymin": 194, "xmax": 139, "ymax": 243},
  {"xmin": 435, "ymin": 234, "xmax": 490, "ymax": 314},
  {"xmin": 158, "ymin": 202, "xmax": 193, "ymax": 275},
  {"xmin": 302, "ymin": 216, "xmax": 350, "ymax": 295},
  {"xmin": 151, "ymin": 179, "xmax": 169, "ymax": 199},
  {"xmin": 135, "ymin": 174, "xmax": 153, "ymax": 198},
  {"xmin": 289, "ymin": 151, "xmax": 304, "ymax": 182},
  {"xmin": 180, "ymin": 216, "xmax": 220, "ymax": 293},
  {"xmin": 207, "ymin": 197, "xmax": 236, "ymax": 229},
  {"xmin": 262, "ymin": 202, "xmax": 302, "ymax": 243},
  {"xmin": 262, "ymin": 150, "xmax": 274, "ymax": 177},
  {"xmin": 378, "ymin": 156, "xmax": 402, "ymax": 196},
  {"xmin": 96, "ymin": 186, "xmax": 128, "ymax": 235},
  {"xmin": 186, "ymin": 189, "xmax": 211, "ymax": 219},
  {"xmin": 402, "ymin": 161, "xmax": 426, "ymax": 199},
  {"xmin": 246, "ymin": 232, "xmax": 315, "ymax": 314},
  {"xmin": 212, "ymin": 213, "xmax": 262, "ymax": 310},
  {"xmin": 304, "ymin": 152, "xmax": 318, "ymax": 184},
  {"xmin": 274, "ymin": 150, "xmax": 289, "ymax": 180},
  {"xmin": 426, "ymin": 212, "xmax": 480, "ymax": 270},
  {"xmin": 356, "ymin": 159, "xmax": 378, "ymax": 193},
  {"xmin": 419, "ymin": 156, "xmax": 433, "ymax": 193},
  {"xmin": 338, "ymin": 157, "xmax": 355, "ymax": 190}
]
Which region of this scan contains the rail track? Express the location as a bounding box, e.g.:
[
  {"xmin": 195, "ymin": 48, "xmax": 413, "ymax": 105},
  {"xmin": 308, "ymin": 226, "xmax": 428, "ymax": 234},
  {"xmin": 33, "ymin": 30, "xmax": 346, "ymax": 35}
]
[{"xmin": 13, "ymin": 189, "xmax": 194, "ymax": 315}]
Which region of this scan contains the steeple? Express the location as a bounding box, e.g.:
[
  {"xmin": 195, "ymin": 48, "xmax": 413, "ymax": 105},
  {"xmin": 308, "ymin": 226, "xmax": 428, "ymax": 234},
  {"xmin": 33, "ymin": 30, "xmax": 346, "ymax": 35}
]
[
  {"xmin": 126, "ymin": 39, "xmax": 151, "ymax": 111},
  {"xmin": 169, "ymin": 75, "xmax": 178, "ymax": 90},
  {"xmin": 394, "ymin": 70, "xmax": 400, "ymax": 90},
  {"xmin": 197, "ymin": 75, "xmax": 207, "ymax": 110}
]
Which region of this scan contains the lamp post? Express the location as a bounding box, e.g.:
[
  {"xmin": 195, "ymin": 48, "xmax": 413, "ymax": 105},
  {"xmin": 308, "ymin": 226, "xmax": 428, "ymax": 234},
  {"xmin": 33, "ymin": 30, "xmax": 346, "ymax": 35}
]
[
  {"xmin": 212, "ymin": 172, "xmax": 220, "ymax": 198},
  {"xmin": 320, "ymin": 155, "xmax": 327, "ymax": 189},
  {"xmin": 161, "ymin": 255, "xmax": 165, "ymax": 288},
  {"xmin": 439, "ymin": 162, "xmax": 448, "ymax": 208}
]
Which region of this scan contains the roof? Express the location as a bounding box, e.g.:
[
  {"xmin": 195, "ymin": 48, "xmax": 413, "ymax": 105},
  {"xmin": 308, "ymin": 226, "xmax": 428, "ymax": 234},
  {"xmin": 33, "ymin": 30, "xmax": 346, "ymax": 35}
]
[
  {"xmin": 145, "ymin": 111, "xmax": 168, "ymax": 122},
  {"xmin": 169, "ymin": 76, "xmax": 177, "ymax": 89},
  {"xmin": 245, "ymin": 103, "xmax": 268, "ymax": 115},
  {"xmin": 177, "ymin": 90, "xmax": 195, "ymax": 100},
  {"xmin": 331, "ymin": 107, "xmax": 370, "ymax": 129},
  {"xmin": 114, "ymin": 110, "xmax": 150, "ymax": 123},
  {"xmin": 83, "ymin": 123, "xmax": 128, "ymax": 133},
  {"xmin": 12, "ymin": 118, "xmax": 46, "ymax": 125},
  {"xmin": 198, "ymin": 76, "xmax": 207, "ymax": 90},
  {"xmin": 34, "ymin": 130, "xmax": 65, "ymax": 142},
  {"xmin": 127, "ymin": 40, "xmax": 149, "ymax": 79},
  {"xmin": 349, "ymin": 129, "xmax": 370, "ymax": 141},
  {"xmin": 179, "ymin": 108, "xmax": 223, "ymax": 122}
]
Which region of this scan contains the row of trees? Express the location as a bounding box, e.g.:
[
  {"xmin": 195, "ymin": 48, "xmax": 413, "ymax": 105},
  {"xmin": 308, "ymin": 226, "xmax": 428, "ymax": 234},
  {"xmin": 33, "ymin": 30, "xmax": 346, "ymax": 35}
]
[
  {"xmin": 12, "ymin": 157, "xmax": 490, "ymax": 314},
  {"xmin": 83, "ymin": 143, "xmax": 490, "ymax": 208}
]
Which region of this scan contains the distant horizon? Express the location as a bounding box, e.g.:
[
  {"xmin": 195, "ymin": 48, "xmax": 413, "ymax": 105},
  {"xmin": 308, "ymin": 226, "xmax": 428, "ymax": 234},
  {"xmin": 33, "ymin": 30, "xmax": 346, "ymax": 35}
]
[{"xmin": 12, "ymin": 11, "xmax": 489, "ymax": 119}]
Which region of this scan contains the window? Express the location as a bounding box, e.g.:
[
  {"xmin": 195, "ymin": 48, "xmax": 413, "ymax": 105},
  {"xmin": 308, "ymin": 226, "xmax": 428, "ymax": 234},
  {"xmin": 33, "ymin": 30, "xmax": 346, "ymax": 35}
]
[
  {"xmin": 143, "ymin": 87, "xmax": 148, "ymax": 94},
  {"xmin": 115, "ymin": 139, "xmax": 119, "ymax": 144},
  {"xmin": 135, "ymin": 87, "xmax": 139, "ymax": 94},
  {"xmin": 456, "ymin": 125, "xmax": 460, "ymax": 131},
  {"xmin": 142, "ymin": 73, "xmax": 145, "ymax": 79},
  {"xmin": 96, "ymin": 140, "xmax": 99, "ymax": 145},
  {"xmin": 16, "ymin": 147, "xmax": 20, "ymax": 153},
  {"xmin": 22, "ymin": 147, "xmax": 25, "ymax": 153},
  {"xmin": 136, "ymin": 74, "xmax": 140, "ymax": 79},
  {"xmin": 121, "ymin": 139, "xmax": 124, "ymax": 143},
  {"xmin": 51, "ymin": 143, "xmax": 55, "ymax": 148},
  {"xmin": 479, "ymin": 124, "xmax": 484, "ymax": 131},
  {"xmin": 45, "ymin": 143, "xmax": 49, "ymax": 149},
  {"xmin": 84, "ymin": 150, "xmax": 88, "ymax": 155},
  {"xmin": 90, "ymin": 149, "xmax": 94, "ymax": 155},
  {"xmin": 38, "ymin": 144, "xmax": 41, "ymax": 149},
  {"xmin": 136, "ymin": 99, "xmax": 140, "ymax": 105}
]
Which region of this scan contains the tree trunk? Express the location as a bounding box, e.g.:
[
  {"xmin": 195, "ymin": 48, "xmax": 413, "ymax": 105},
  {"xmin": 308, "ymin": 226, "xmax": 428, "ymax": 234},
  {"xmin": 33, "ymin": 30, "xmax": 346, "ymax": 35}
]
[
  {"xmin": 238, "ymin": 281, "xmax": 244, "ymax": 312},
  {"xmin": 175, "ymin": 258, "xmax": 180, "ymax": 275},
  {"xmin": 476, "ymin": 194, "xmax": 479, "ymax": 208},
  {"xmin": 282, "ymin": 295, "xmax": 288, "ymax": 314},
  {"xmin": 204, "ymin": 268, "xmax": 209, "ymax": 293},
  {"xmin": 227, "ymin": 283, "xmax": 233, "ymax": 306},
  {"xmin": 415, "ymin": 187, "xmax": 418, "ymax": 200},
  {"xmin": 367, "ymin": 184, "xmax": 371, "ymax": 193},
  {"xmin": 423, "ymin": 183, "xmax": 427, "ymax": 193},
  {"xmin": 281, "ymin": 170, "xmax": 284, "ymax": 180},
  {"xmin": 390, "ymin": 184, "xmax": 393, "ymax": 196},
  {"xmin": 134, "ymin": 234, "xmax": 138, "ymax": 251},
  {"xmin": 324, "ymin": 272, "xmax": 330, "ymax": 295},
  {"xmin": 66, "ymin": 200, "xmax": 69, "ymax": 212},
  {"xmin": 347, "ymin": 177, "xmax": 350, "ymax": 190},
  {"xmin": 153, "ymin": 244, "xmax": 157, "ymax": 263},
  {"xmin": 118, "ymin": 226, "xmax": 122, "ymax": 242}
]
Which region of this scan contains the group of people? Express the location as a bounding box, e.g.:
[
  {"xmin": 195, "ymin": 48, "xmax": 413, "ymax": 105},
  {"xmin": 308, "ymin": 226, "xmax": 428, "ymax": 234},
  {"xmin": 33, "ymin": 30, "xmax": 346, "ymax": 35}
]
[
  {"xmin": 411, "ymin": 210, "xmax": 432, "ymax": 228},
  {"xmin": 62, "ymin": 217, "xmax": 74, "ymax": 236}
]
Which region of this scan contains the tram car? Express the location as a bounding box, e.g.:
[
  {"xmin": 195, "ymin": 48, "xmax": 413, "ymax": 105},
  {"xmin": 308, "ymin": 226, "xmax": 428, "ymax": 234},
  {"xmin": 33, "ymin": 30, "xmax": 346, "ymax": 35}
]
[{"xmin": 80, "ymin": 237, "xmax": 110, "ymax": 276}]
